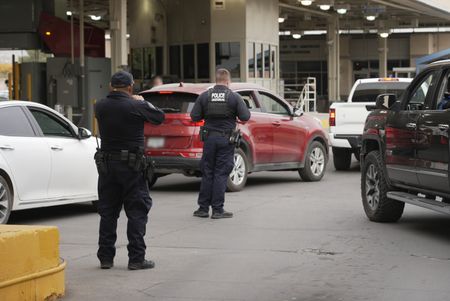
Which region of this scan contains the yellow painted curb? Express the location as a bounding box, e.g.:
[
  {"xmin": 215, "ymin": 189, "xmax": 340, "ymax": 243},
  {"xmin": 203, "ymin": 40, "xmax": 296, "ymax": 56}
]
[{"xmin": 0, "ymin": 225, "xmax": 65, "ymax": 300}]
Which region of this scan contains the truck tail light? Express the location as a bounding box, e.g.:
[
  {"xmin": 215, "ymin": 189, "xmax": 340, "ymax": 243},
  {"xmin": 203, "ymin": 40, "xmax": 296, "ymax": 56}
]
[{"xmin": 329, "ymin": 108, "xmax": 336, "ymax": 127}]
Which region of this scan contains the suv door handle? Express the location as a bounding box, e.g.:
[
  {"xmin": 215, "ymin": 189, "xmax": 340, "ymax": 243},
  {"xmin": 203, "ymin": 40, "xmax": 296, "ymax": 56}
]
[
  {"xmin": 438, "ymin": 124, "xmax": 449, "ymax": 131},
  {"xmin": 0, "ymin": 145, "xmax": 14, "ymax": 150},
  {"xmin": 51, "ymin": 145, "xmax": 64, "ymax": 151},
  {"xmin": 272, "ymin": 121, "xmax": 281, "ymax": 127},
  {"xmin": 406, "ymin": 123, "xmax": 416, "ymax": 129}
]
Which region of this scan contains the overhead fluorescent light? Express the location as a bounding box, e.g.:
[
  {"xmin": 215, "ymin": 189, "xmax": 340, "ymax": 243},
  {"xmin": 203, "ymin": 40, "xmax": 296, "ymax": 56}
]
[
  {"xmin": 300, "ymin": 0, "xmax": 313, "ymax": 6},
  {"xmin": 366, "ymin": 15, "xmax": 376, "ymax": 21},
  {"xmin": 292, "ymin": 33, "xmax": 302, "ymax": 39},
  {"xmin": 278, "ymin": 17, "xmax": 285, "ymax": 23},
  {"xmin": 66, "ymin": 11, "xmax": 72, "ymax": 16},
  {"xmin": 90, "ymin": 15, "xmax": 101, "ymax": 21},
  {"xmin": 319, "ymin": 4, "xmax": 331, "ymax": 10},
  {"xmin": 336, "ymin": 8, "xmax": 347, "ymax": 14}
]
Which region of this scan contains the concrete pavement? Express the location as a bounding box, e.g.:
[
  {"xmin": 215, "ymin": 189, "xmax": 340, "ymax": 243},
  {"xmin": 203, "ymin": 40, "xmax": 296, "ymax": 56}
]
[{"xmin": 10, "ymin": 158, "xmax": 450, "ymax": 301}]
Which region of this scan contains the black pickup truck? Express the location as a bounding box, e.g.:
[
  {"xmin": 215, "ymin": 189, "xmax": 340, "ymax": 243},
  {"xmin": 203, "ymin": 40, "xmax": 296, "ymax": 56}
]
[{"xmin": 361, "ymin": 60, "xmax": 450, "ymax": 222}]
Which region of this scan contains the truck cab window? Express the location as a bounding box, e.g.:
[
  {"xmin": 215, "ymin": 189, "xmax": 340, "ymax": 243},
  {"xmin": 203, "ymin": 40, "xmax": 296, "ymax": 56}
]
[
  {"xmin": 436, "ymin": 71, "xmax": 450, "ymax": 110},
  {"xmin": 407, "ymin": 72, "xmax": 437, "ymax": 110}
]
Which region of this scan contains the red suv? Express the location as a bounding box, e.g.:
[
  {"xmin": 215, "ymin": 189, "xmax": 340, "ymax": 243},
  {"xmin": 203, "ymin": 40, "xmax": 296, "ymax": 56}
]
[{"xmin": 141, "ymin": 83, "xmax": 329, "ymax": 191}]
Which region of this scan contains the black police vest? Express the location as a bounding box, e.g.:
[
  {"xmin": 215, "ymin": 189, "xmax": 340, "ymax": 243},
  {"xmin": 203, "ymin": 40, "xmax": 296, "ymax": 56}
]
[{"xmin": 204, "ymin": 88, "xmax": 234, "ymax": 119}]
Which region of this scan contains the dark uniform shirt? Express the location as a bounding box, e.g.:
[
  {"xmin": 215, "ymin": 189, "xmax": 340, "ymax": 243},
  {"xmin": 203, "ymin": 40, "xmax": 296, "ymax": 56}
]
[
  {"xmin": 190, "ymin": 85, "xmax": 251, "ymax": 130},
  {"xmin": 95, "ymin": 91, "xmax": 165, "ymax": 151}
]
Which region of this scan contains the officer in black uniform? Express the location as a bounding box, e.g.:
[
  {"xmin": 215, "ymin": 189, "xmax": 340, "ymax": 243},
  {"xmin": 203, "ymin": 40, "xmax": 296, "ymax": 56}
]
[
  {"xmin": 94, "ymin": 71, "xmax": 165, "ymax": 270},
  {"xmin": 190, "ymin": 68, "xmax": 251, "ymax": 219}
]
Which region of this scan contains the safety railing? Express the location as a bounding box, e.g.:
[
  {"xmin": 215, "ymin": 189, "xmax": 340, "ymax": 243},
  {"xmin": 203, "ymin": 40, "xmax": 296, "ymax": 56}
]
[{"xmin": 281, "ymin": 77, "xmax": 317, "ymax": 112}]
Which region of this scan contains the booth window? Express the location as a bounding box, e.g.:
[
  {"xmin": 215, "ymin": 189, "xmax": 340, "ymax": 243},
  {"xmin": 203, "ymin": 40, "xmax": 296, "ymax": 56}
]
[
  {"xmin": 169, "ymin": 45, "xmax": 181, "ymax": 79},
  {"xmin": 183, "ymin": 44, "xmax": 195, "ymax": 79},
  {"xmin": 143, "ymin": 47, "xmax": 154, "ymax": 79},
  {"xmin": 263, "ymin": 44, "xmax": 270, "ymax": 78},
  {"xmin": 271, "ymin": 45, "xmax": 277, "ymax": 79},
  {"xmin": 256, "ymin": 43, "xmax": 262, "ymax": 78},
  {"xmin": 131, "ymin": 48, "xmax": 143, "ymax": 80},
  {"xmin": 156, "ymin": 46, "xmax": 163, "ymax": 76},
  {"xmin": 215, "ymin": 42, "xmax": 240, "ymax": 79},
  {"xmin": 248, "ymin": 42, "xmax": 255, "ymax": 78},
  {"xmin": 197, "ymin": 43, "xmax": 210, "ymax": 79}
]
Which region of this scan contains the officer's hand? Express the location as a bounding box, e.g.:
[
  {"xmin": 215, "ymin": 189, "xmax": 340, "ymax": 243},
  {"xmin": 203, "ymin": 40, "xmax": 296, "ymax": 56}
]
[{"xmin": 132, "ymin": 95, "xmax": 145, "ymax": 101}]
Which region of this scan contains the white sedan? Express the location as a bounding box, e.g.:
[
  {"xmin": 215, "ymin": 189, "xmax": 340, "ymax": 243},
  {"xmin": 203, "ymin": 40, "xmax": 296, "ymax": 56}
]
[{"xmin": 0, "ymin": 101, "xmax": 98, "ymax": 224}]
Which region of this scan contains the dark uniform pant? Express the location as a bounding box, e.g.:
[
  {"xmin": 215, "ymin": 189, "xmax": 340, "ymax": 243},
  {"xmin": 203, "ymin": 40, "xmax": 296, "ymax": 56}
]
[
  {"xmin": 198, "ymin": 135, "xmax": 235, "ymax": 212},
  {"xmin": 97, "ymin": 160, "xmax": 152, "ymax": 264}
]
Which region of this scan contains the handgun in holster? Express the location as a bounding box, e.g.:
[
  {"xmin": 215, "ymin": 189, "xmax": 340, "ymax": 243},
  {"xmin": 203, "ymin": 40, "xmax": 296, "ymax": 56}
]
[
  {"xmin": 229, "ymin": 129, "xmax": 242, "ymax": 148},
  {"xmin": 94, "ymin": 150, "xmax": 108, "ymax": 174},
  {"xmin": 128, "ymin": 148, "xmax": 145, "ymax": 172},
  {"xmin": 199, "ymin": 126, "xmax": 208, "ymax": 142}
]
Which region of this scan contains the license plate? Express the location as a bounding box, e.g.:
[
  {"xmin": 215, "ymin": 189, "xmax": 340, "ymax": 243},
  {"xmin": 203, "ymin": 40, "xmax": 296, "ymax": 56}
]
[{"xmin": 147, "ymin": 137, "xmax": 165, "ymax": 148}]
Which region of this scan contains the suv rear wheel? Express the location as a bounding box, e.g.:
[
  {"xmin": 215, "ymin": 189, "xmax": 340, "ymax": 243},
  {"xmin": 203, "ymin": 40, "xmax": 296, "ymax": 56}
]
[
  {"xmin": 0, "ymin": 175, "xmax": 12, "ymax": 224},
  {"xmin": 227, "ymin": 149, "xmax": 248, "ymax": 192},
  {"xmin": 361, "ymin": 150, "xmax": 404, "ymax": 222},
  {"xmin": 299, "ymin": 141, "xmax": 327, "ymax": 182},
  {"xmin": 332, "ymin": 147, "xmax": 352, "ymax": 171}
]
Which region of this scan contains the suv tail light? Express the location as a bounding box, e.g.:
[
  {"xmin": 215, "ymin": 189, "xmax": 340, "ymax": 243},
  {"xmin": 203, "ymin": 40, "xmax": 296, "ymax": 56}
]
[
  {"xmin": 181, "ymin": 120, "xmax": 205, "ymax": 127},
  {"xmin": 329, "ymin": 108, "xmax": 336, "ymax": 127}
]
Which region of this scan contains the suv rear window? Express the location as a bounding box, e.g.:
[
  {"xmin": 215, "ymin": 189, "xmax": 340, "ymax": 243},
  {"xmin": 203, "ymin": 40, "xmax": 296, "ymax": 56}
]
[
  {"xmin": 352, "ymin": 82, "xmax": 410, "ymax": 103},
  {"xmin": 143, "ymin": 92, "xmax": 198, "ymax": 113}
]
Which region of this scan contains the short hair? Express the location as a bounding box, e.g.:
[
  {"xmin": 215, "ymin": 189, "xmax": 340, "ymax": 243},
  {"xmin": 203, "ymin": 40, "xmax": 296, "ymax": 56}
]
[{"xmin": 216, "ymin": 68, "xmax": 230, "ymax": 83}]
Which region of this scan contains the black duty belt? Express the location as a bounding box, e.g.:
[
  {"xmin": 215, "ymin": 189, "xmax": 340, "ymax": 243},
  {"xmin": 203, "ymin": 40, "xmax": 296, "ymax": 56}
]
[
  {"xmin": 103, "ymin": 151, "xmax": 140, "ymax": 161},
  {"xmin": 207, "ymin": 129, "xmax": 232, "ymax": 137}
]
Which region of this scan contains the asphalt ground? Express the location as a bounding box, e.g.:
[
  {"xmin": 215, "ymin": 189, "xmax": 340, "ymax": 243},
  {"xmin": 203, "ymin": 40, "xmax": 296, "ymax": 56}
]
[{"xmin": 10, "ymin": 155, "xmax": 450, "ymax": 301}]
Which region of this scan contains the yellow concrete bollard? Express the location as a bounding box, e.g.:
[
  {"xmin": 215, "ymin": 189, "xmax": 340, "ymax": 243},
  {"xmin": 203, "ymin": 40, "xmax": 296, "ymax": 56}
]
[{"xmin": 0, "ymin": 225, "xmax": 66, "ymax": 301}]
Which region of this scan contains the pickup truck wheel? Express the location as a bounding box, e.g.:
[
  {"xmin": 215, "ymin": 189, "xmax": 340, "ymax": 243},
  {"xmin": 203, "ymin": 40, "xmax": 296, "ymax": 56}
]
[
  {"xmin": 299, "ymin": 141, "xmax": 326, "ymax": 182},
  {"xmin": 0, "ymin": 175, "xmax": 12, "ymax": 224},
  {"xmin": 227, "ymin": 149, "xmax": 248, "ymax": 192},
  {"xmin": 332, "ymin": 147, "xmax": 352, "ymax": 170},
  {"xmin": 361, "ymin": 151, "xmax": 404, "ymax": 222}
]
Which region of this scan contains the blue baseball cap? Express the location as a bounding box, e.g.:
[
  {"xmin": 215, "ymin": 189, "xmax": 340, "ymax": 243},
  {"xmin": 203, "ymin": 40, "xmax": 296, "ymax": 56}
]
[{"xmin": 110, "ymin": 71, "xmax": 134, "ymax": 88}]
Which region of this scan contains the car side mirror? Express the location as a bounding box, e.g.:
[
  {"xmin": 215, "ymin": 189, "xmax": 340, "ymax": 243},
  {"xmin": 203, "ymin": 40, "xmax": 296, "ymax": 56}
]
[
  {"xmin": 375, "ymin": 94, "xmax": 397, "ymax": 110},
  {"xmin": 292, "ymin": 108, "xmax": 303, "ymax": 117},
  {"xmin": 78, "ymin": 127, "xmax": 92, "ymax": 139}
]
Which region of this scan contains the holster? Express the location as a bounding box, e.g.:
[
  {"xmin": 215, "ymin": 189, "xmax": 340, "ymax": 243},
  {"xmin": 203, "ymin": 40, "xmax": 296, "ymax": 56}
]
[
  {"xmin": 94, "ymin": 150, "xmax": 108, "ymax": 174},
  {"xmin": 199, "ymin": 126, "xmax": 208, "ymax": 142},
  {"xmin": 128, "ymin": 148, "xmax": 146, "ymax": 172},
  {"xmin": 229, "ymin": 129, "xmax": 242, "ymax": 148},
  {"xmin": 145, "ymin": 157, "xmax": 156, "ymax": 182}
]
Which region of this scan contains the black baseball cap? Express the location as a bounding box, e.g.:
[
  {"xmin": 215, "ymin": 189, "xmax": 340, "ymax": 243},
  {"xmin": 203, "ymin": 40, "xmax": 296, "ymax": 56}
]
[{"xmin": 110, "ymin": 71, "xmax": 134, "ymax": 88}]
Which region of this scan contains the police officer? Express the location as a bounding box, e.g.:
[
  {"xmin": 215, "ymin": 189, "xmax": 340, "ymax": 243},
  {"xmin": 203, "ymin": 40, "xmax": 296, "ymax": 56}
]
[
  {"xmin": 94, "ymin": 71, "xmax": 165, "ymax": 270},
  {"xmin": 190, "ymin": 68, "xmax": 251, "ymax": 219}
]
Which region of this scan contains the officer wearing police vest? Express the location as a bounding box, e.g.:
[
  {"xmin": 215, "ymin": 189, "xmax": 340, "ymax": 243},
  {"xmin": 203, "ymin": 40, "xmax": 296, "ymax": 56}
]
[
  {"xmin": 191, "ymin": 68, "xmax": 251, "ymax": 219},
  {"xmin": 94, "ymin": 71, "xmax": 165, "ymax": 270}
]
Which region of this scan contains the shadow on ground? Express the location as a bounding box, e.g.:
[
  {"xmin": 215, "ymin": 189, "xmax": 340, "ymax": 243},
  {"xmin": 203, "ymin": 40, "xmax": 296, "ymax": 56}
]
[{"xmin": 8, "ymin": 203, "xmax": 96, "ymax": 225}]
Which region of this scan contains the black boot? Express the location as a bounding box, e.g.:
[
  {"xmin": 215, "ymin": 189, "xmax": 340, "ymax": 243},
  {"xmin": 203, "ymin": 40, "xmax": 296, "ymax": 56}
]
[
  {"xmin": 100, "ymin": 261, "xmax": 114, "ymax": 269},
  {"xmin": 211, "ymin": 210, "xmax": 233, "ymax": 219},
  {"xmin": 128, "ymin": 259, "xmax": 155, "ymax": 270},
  {"xmin": 193, "ymin": 208, "xmax": 209, "ymax": 218}
]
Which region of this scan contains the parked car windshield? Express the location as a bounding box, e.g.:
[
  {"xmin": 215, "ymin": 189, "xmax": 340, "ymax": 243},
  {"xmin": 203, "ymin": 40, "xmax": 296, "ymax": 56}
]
[
  {"xmin": 143, "ymin": 92, "xmax": 198, "ymax": 113},
  {"xmin": 352, "ymin": 82, "xmax": 410, "ymax": 103}
]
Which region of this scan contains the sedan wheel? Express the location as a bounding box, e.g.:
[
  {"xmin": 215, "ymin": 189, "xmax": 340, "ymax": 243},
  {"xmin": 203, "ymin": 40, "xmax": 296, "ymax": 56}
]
[
  {"xmin": 0, "ymin": 175, "xmax": 12, "ymax": 224},
  {"xmin": 299, "ymin": 141, "xmax": 327, "ymax": 182},
  {"xmin": 227, "ymin": 149, "xmax": 248, "ymax": 192}
]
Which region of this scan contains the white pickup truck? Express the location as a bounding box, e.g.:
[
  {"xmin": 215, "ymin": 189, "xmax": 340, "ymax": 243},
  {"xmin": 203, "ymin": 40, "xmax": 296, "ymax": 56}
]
[{"xmin": 329, "ymin": 78, "xmax": 412, "ymax": 170}]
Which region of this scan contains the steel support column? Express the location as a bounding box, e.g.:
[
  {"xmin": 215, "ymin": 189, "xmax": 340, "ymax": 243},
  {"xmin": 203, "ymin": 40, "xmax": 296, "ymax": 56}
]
[
  {"xmin": 327, "ymin": 15, "xmax": 340, "ymax": 101},
  {"xmin": 109, "ymin": 0, "xmax": 127, "ymax": 72},
  {"xmin": 378, "ymin": 37, "xmax": 388, "ymax": 78}
]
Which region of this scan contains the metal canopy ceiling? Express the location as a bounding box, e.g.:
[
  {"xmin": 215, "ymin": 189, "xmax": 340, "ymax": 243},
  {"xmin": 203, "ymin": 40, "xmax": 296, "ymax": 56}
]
[{"xmin": 279, "ymin": 0, "xmax": 450, "ymax": 32}]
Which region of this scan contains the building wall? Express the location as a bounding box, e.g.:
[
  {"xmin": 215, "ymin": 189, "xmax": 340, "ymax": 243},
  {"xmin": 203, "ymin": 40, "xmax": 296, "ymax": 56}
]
[
  {"xmin": 410, "ymin": 33, "xmax": 450, "ymax": 66},
  {"xmin": 128, "ymin": 0, "xmax": 166, "ymax": 48}
]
